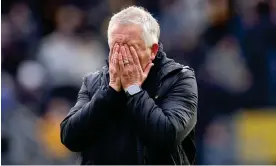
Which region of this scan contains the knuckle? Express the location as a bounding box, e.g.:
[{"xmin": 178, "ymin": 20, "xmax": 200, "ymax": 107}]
[
  {"xmin": 126, "ymin": 68, "xmax": 132, "ymax": 73},
  {"xmin": 123, "ymin": 73, "xmax": 128, "ymax": 77},
  {"xmin": 128, "ymin": 70, "xmax": 133, "ymax": 75}
]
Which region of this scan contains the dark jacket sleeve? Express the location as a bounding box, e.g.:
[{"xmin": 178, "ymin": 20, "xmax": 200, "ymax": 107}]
[
  {"xmin": 60, "ymin": 73, "xmax": 121, "ymax": 152},
  {"xmin": 126, "ymin": 69, "xmax": 198, "ymax": 149}
]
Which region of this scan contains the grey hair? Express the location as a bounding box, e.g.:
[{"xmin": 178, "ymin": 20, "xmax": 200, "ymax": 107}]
[{"xmin": 107, "ymin": 6, "xmax": 160, "ymax": 47}]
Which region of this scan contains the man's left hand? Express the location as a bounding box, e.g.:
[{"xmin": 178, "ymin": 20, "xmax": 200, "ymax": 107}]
[{"xmin": 118, "ymin": 44, "xmax": 154, "ymax": 90}]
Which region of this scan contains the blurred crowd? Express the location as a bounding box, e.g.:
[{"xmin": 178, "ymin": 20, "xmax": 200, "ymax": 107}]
[{"xmin": 1, "ymin": 0, "xmax": 276, "ymax": 164}]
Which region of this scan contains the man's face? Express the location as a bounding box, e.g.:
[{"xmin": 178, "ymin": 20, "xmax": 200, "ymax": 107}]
[{"xmin": 109, "ymin": 23, "xmax": 157, "ymax": 70}]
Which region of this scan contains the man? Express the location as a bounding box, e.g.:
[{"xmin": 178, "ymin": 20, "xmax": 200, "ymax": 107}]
[{"xmin": 60, "ymin": 6, "xmax": 198, "ymax": 165}]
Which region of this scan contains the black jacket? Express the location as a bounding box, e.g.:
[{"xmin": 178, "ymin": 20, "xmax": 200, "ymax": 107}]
[{"xmin": 60, "ymin": 44, "xmax": 198, "ymax": 165}]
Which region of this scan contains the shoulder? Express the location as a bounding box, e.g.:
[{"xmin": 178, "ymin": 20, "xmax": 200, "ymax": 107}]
[
  {"xmin": 160, "ymin": 65, "xmax": 197, "ymax": 96},
  {"xmin": 176, "ymin": 66, "xmax": 198, "ymax": 94},
  {"xmin": 178, "ymin": 66, "xmax": 196, "ymax": 80},
  {"xmin": 82, "ymin": 66, "xmax": 108, "ymax": 87},
  {"xmin": 170, "ymin": 65, "xmax": 197, "ymax": 93}
]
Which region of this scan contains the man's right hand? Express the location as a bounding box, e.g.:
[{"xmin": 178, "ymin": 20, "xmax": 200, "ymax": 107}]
[{"xmin": 109, "ymin": 43, "xmax": 121, "ymax": 92}]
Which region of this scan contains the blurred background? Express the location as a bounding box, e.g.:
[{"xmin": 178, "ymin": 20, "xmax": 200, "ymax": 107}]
[{"xmin": 1, "ymin": 0, "xmax": 276, "ymax": 164}]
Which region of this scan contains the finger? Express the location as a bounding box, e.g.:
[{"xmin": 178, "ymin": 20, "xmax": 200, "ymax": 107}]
[
  {"xmin": 114, "ymin": 52, "xmax": 119, "ymax": 69},
  {"xmin": 118, "ymin": 51, "xmax": 125, "ymax": 71},
  {"xmin": 124, "ymin": 44, "xmax": 134, "ymax": 65},
  {"xmin": 109, "ymin": 48, "xmax": 112, "ymax": 63},
  {"xmin": 130, "ymin": 46, "xmax": 143, "ymax": 72},
  {"xmin": 115, "ymin": 46, "xmax": 121, "ymax": 68},
  {"xmin": 115, "ymin": 44, "xmax": 121, "ymax": 63},
  {"xmin": 110, "ymin": 54, "xmax": 114, "ymax": 65},
  {"xmin": 143, "ymin": 62, "xmax": 154, "ymax": 76},
  {"xmin": 110, "ymin": 43, "xmax": 115, "ymax": 54},
  {"xmin": 110, "ymin": 43, "xmax": 118, "ymax": 63},
  {"xmin": 130, "ymin": 46, "xmax": 140, "ymax": 65},
  {"xmin": 112, "ymin": 43, "xmax": 116, "ymax": 52},
  {"xmin": 121, "ymin": 46, "xmax": 128, "ymax": 64},
  {"xmin": 115, "ymin": 43, "xmax": 120, "ymax": 53},
  {"xmin": 115, "ymin": 53, "xmax": 120, "ymax": 70},
  {"xmin": 111, "ymin": 44, "xmax": 117, "ymax": 64}
]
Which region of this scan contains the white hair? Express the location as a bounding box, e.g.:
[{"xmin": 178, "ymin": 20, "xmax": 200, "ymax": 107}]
[{"xmin": 107, "ymin": 6, "xmax": 160, "ymax": 47}]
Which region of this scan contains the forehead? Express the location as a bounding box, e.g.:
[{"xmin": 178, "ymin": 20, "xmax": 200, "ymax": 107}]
[{"xmin": 109, "ymin": 23, "xmax": 143, "ymax": 43}]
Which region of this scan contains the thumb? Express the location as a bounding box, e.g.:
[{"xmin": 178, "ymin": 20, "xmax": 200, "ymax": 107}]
[{"xmin": 143, "ymin": 63, "xmax": 154, "ymax": 76}]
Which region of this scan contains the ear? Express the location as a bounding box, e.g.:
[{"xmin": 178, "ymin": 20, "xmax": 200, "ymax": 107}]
[{"xmin": 150, "ymin": 43, "xmax": 159, "ymax": 61}]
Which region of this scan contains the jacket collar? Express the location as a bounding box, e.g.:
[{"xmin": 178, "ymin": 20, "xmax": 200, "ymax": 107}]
[{"xmin": 151, "ymin": 42, "xmax": 183, "ymax": 82}]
